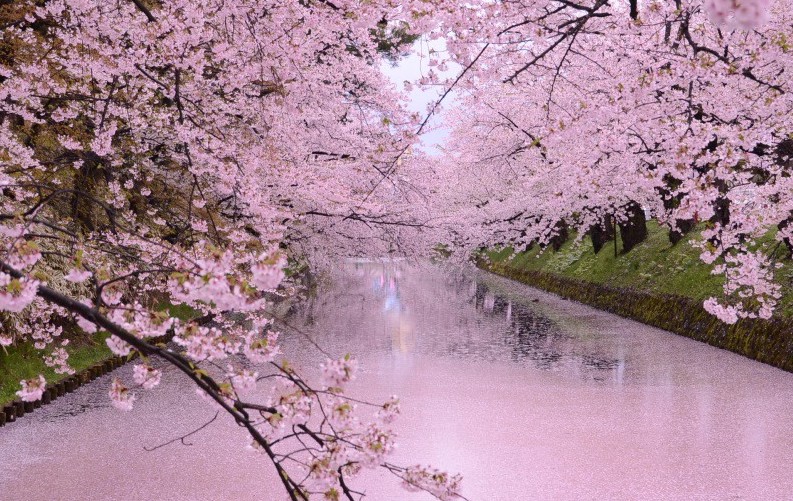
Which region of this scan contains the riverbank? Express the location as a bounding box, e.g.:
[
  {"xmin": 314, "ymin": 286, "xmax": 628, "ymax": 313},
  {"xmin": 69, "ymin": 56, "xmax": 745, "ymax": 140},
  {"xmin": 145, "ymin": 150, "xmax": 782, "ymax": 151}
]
[
  {"xmin": 0, "ymin": 333, "xmax": 112, "ymax": 407},
  {"xmin": 6, "ymin": 261, "xmax": 793, "ymax": 501},
  {"xmin": 0, "ymin": 302, "xmax": 198, "ymax": 409},
  {"xmin": 479, "ymin": 221, "xmax": 793, "ymax": 372}
]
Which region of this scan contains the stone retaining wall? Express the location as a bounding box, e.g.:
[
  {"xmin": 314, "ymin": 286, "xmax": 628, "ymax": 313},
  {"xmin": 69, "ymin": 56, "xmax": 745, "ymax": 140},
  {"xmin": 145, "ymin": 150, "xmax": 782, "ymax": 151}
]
[
  {"xmin": 479, "ymin": 260, "xmax": 793, "ymax": 373},
  {"xmin": 0, "ymin": 311, "xmax": 216, "ymax": 428},
  {"xmin": 0, "ymin": 332, "xmax": 174, "ymax": 428}
]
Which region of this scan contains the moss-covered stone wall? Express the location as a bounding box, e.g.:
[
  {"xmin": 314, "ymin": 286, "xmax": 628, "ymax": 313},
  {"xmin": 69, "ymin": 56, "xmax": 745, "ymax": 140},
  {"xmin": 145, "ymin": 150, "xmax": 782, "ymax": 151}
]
[{"xmin": 479, "ymin": 259, "xmax": 793, "ymax": 373}]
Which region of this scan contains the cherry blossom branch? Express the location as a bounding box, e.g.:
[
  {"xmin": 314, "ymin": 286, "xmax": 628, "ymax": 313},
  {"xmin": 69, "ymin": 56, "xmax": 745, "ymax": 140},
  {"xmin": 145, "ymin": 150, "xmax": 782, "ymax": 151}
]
[
  {"xmin": 504, "ymin": 0, "xmax": 608, "ymax": 83},
  {"xmin": 353, "ymin": 43, "xmax": 490, "ymax": 207},
  {"xmin": 129, "ymin": 0, "xmax": 156, "ymax": 22},
  {"xmin": 143, "ymin": 411, "xmax": 220, "ymax": 451}
]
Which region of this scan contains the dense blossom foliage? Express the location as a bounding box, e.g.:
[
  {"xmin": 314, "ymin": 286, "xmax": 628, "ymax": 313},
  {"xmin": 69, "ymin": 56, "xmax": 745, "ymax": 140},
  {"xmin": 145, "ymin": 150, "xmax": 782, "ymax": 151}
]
[
  {"xmin": 431, "ymin": 0, "xmax": 791, "ymax": 323},
  {"xmin": 0, "ymin": 0, "xmax": 788, "ymax": 497},
  {"xmin": 0, "ymin": 0, "xmax": 460, "ymax": 498}
]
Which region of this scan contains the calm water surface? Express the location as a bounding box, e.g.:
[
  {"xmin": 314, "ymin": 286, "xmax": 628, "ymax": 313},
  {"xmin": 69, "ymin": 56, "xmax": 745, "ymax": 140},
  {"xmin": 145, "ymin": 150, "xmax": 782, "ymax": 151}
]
[{"xmin": 2, "ymin": 262, "xmax": 793, "ymax": 500}]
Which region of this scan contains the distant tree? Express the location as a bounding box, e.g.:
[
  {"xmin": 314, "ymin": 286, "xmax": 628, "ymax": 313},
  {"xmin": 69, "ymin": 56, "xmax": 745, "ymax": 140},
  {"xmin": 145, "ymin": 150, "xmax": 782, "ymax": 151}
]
[{"xmin": 432, "ymin": 0, "xmax": 790, "ymax": 323}]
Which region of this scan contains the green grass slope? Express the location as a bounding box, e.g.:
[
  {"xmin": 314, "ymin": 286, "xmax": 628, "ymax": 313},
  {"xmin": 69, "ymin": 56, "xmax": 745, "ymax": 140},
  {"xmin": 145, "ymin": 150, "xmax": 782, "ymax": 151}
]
[
  {"xmin": 0, "ymin": 301, "xmax": 199, "ymax": 407},
  {"xmin": 485, "ymin": 221, "xmax": 793, "ymax": 316},
  {"xmin": 0, "ymin": 332, "xmax": 112, "ymax": 406}
]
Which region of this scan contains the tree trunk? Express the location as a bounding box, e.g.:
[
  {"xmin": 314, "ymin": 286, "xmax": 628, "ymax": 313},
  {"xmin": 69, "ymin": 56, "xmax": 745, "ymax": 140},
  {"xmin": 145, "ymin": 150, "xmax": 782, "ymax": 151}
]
[
  {"xmin": 548, "ymin": 220, "xmax": 568, "ymax": 252},
  {"xmin": 710, "ymin": 179, "xmax": 730, "ymax": 226},
  {"xmin": 668, "ymin": 219, "xmax": 695, "ymax": 245},
  {"xmin": 775, "ymin": 138, "xmax": 793, "ymax": 170},
  {"xmin": 590, "ymin": 215, "xmax": 614, "ymax": 254},
  {"xmin": 778, "ymin": 213, "xmax": 793, "ymax": 259},
  {"xmin": 618, "ymin": 202, "xmax": 647, "ymax": 253},
  {"xmin": 655, "ymin": 173, "xmax": 694, "ymax": 246}
]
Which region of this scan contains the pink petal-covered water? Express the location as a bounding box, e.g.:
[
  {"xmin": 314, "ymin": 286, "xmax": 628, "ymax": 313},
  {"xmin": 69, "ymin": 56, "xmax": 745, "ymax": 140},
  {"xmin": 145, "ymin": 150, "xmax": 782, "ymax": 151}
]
[{"xmin": 2, "ymin": 262, "xmax": 793, "ymax": 500}]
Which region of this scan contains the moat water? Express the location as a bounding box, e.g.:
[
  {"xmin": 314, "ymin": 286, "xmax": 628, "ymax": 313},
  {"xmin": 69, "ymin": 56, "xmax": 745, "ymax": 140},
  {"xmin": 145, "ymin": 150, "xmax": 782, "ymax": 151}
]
[{"xmin": 2, "ymin": 262, "xmax": 792, "ymax": 500}]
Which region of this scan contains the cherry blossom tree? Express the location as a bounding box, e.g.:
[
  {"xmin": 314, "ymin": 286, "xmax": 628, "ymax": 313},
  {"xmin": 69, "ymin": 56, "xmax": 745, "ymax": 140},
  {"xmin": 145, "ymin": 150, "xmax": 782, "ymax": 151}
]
[
  {"xmin": 0, "ymin": 0, "xmax": 463, "ymax": 498},
  {"xmin": 428, "ymin": 0, "xmax": 791, "ymax": 323}
]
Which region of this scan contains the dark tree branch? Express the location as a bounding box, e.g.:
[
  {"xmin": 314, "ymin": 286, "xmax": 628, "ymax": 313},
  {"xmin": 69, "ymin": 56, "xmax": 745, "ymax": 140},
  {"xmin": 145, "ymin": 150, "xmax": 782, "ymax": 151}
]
[
  {"xmin": 144, "ymin": 411, "xmax": 220, "ymax": 451},
  {"xmin": 129, "ymin": 0, "xmax": 156, "ymax": 22},
  {"xmin": 0, "ymin": 259, "xmax": 300, "ymax": 500},
  {"xmin": 352, "ymin": 43, "xmax": 491, "ymax": 209}
]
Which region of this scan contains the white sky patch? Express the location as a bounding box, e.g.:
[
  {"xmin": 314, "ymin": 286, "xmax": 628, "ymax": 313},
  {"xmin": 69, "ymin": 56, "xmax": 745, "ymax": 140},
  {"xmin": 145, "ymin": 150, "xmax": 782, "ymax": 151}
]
[{"xmin": 381, "ymin": 38, "xmax": 461, "ymax": 155}]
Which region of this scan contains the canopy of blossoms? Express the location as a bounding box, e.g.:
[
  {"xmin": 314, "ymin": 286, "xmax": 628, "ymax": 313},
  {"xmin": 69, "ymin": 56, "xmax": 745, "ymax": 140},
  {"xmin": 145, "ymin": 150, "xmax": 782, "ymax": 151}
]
[{"xmin": 432, "ymin": 0, "xmax": 791, "ymax": 323}]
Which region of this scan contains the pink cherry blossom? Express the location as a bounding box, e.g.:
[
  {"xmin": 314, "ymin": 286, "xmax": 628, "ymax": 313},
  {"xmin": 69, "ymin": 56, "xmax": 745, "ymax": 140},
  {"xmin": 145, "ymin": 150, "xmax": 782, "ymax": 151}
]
[
  {"xmin": 64, "ymin": 269, "xmax": 91, "ymax": 283},
  {"xmin": 229, "ymin": 368, "xmax": 258, "ymax": 395},
  {"xmin": 16, "ymin": 375, "xmax": 46, "ymax": 402},
  {"xmin": 106, "ymin": 335, "xmax": 132, "ymax": 357},
  {"xmin": 251, "ymin": 252, "xmax": 287, "ymax": 291},
  {"xmin": 132, "ymin": 364, "xmax": 162, "ymax": 390},
  {"xmin": 243, "ymin": 331, "xmax": 280, "ymax": 365},
  {"xmin": 320, "ymin": 355, "xmax": 358, "ymax": 390},
  {"xmin": 76, "ymin": 315, "xmax": 98, "ymax": 334},
  {"xmin": 109, "ymin": 378, "xmax": 136, "ymax": 411},
  {"xmin": 400, "ymin": 465, "xmax": 464, "ymax": 501},
  {"xmin": 376, "ymin": 395, "xmax": 402, "ymax": 424},
  {"xmin": 0, "ymin": 273, "xmax": 38, "ymax": 313}
]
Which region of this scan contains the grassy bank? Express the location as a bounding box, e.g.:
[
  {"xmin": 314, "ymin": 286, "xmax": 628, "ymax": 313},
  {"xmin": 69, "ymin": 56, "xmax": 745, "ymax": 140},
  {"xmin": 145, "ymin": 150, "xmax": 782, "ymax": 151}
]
[
  {"xmin": 0, "ymin": 301, "xmax": 199, "ymax": 407},
  {"xmin": 0, "ymin": 332, "xmax": 112, "ymax": 406},
  {"xmin": 485, "ymin": 221, "xmax": 793, "ymax": 317}
]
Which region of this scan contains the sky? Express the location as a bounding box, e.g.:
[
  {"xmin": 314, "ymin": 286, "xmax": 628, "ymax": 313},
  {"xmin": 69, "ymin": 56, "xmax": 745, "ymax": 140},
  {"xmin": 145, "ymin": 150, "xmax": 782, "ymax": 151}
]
[{"xmin": 380, "ymin": 38, "xmax": 462, "ymax": 155}]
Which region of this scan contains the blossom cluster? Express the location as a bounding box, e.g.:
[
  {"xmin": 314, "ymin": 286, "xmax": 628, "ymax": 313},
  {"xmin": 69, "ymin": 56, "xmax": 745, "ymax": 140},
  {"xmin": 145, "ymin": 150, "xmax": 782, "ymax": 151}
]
[
  {"xmin": 703, "ymin": 0, "xmax": 771, "ymax": 28},
  {"xmin": 16, "ymin": 375, "xmax": 46, "ymax": 402},
  {"xmin": 133, "ymin": 364, "xmax": 163, "ymax": 390},
  {"xmin": 401, "ymin": 465, "xmax": 465, "ymax": 501},
  {"xmin": 0, "ymin": 273, "xmax": 38, "ymax": 314},
  {"xmin": 246, "ymin": 355, "xmax": 430, "ymax": 499},
  {"xmin": 109, "ymin": 378, "xmax": 136, "ymax": 411}
]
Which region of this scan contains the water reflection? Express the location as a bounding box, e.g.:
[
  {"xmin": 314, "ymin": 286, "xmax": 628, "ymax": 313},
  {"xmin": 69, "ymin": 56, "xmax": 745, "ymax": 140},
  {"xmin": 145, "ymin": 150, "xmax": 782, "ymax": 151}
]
[
  {"xmin": 325, "ymin": 261, "xmax": 625, "ymax": 383},
  {"xmin": 3, "ymin": 260, "xmax": 793, "ymax": 501}
]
